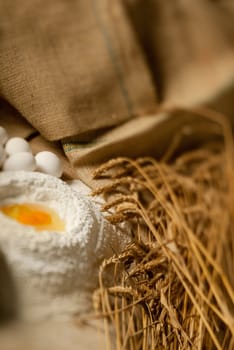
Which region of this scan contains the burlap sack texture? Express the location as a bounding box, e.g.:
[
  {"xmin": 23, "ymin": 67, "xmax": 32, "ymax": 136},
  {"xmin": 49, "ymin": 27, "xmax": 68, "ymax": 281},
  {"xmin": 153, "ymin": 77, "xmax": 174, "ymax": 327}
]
[
  {"xmin": 1, "ymin": 0, "xmax": 234, "ymax": 189},
  {"xmin": 125, "ymin": 0, "xmax": 234, "ymax": 105},
  {"xmin": 0, "ymin": 0, "xmax": 156, "ymax": 138}
]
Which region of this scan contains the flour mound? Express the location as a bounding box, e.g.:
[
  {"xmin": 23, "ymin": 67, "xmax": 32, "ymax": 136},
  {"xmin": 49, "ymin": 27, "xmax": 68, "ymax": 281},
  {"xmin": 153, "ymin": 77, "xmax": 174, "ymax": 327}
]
[{"xmin": 0, "ymin": 171, "xmax": 128, "ymax": 320}]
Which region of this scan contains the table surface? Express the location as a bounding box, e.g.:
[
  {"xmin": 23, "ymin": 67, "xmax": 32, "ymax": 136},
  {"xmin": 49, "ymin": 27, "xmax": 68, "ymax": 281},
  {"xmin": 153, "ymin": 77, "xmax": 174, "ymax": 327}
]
[{"xmin": 0, "ymin": 318, "xmax": 107, "ymax": 350}]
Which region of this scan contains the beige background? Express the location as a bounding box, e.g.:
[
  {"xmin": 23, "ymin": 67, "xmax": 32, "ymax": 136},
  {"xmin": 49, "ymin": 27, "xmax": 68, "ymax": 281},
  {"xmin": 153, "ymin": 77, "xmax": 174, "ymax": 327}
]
[{"xmin": 0, "ymin": 319, "xmax": 106, "ymax": 350}]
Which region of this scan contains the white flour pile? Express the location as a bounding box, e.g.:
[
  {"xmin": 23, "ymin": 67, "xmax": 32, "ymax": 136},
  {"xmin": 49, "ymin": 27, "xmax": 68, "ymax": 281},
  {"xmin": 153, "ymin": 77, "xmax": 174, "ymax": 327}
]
[{"xmin": 0, "ymin": 171, "xmax": 129, "ymax": 320}]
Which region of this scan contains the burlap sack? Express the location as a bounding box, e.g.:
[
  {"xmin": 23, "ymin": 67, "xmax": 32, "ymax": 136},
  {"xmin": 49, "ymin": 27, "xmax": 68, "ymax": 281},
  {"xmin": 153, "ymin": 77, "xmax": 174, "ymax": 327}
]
[
  {"xmin": 1, "ymin": 0, "xmax": 234, "ymax": 189},
  {"xmin": 0, "ymin": 0, "xmax": 157, "ymax": 141},
  {"xmin": 61, "ymin": 0, "xmax": 234, "ymax": 187},
  {"xmin": 125, "ymin": 0, "xmax": 234, "ymax": 106}
]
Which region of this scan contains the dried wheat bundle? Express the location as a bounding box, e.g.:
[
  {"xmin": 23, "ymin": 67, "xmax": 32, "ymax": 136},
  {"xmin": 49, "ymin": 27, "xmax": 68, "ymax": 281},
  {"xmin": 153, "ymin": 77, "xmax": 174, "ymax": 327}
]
[{"xmin": 92, "ymin": 112, "xmax": 234, "ymax": 350}]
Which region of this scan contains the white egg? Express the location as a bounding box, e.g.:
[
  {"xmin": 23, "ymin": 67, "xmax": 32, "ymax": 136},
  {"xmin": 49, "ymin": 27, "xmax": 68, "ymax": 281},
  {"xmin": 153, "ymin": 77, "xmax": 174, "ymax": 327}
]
[
  {"xmin": 35, "ymin": 151, "xmax": 63, "ymax": 178},
  {"xmin": 3, "ymin": 152, "xmax": 36, "ymax": 171},
  {"xmin": 5, "ymin": 137, "xmax": 31, "ymax": 156},
  {"xmin": 0, "ymin": 145, "xmax": 6, "ymax": 167},
  {"xmin": 0, "ymin": 126, "xmax": 8, "ymax": 145}
]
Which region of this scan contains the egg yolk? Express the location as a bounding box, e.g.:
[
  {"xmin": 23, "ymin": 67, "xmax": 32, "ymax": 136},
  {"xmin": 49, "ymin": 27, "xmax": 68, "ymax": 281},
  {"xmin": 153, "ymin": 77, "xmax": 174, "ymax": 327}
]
[{"xmin": 0, "ymin": 203, "xmax": 65, "ymax": 232}]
